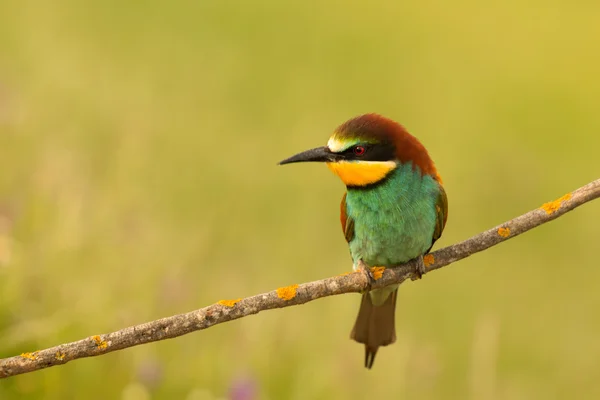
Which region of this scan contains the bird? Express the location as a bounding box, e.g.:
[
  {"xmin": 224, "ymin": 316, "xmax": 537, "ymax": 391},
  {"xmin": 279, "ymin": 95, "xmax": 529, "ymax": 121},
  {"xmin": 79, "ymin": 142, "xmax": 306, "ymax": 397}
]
[{"xmin": 278, "ymin": 113, "xmax": 448, "ymax": 369}]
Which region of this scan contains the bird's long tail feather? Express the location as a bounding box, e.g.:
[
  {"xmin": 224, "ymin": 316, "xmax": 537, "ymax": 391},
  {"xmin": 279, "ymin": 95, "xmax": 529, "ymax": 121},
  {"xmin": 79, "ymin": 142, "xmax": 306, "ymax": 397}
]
[{"xmin": 350, "ymin": 289, "xmax": 398, "ymax": 369}]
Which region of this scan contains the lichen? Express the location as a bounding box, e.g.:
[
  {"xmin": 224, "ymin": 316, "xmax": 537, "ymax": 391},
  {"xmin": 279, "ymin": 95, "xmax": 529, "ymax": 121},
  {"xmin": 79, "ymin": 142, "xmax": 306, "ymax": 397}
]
[
  {"xmin": 55, "ymin": 351, "xmax": 66, "ymax": 361},
  {"xmin": 497, "ymin": 227, "xmax": 511, "ymax": 238},
  {"xmin": 369, "ymin": 266, "xmax": 385, "ymax": 280},
  {"xmin": 218, "ymin": 298, "xmax": 242, "ymax": 307},
  {"xmin": 276, "ymin": 284, "xmax": 299, "ymax": 301},
  {"xmin": 92, "ymin": 335, "xmax": 108, "ymax": 350},
  {"xmin": 423, "ymin": 254, "xmax": 435, "ymax": 267},
  {"xmin": 20, "ymin": 351, "xmax": 39, "ymax": 361},
  {"xmin": 541, "ymin": 193, "xmax": 572, "ymax": 215}
]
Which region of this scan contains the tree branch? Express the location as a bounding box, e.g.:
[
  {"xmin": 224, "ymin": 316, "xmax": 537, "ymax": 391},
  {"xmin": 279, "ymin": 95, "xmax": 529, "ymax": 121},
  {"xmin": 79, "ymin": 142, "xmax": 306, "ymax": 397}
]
[{"xmin": 1, "ymin": 179, "xmax": 599, "ymax": 379}]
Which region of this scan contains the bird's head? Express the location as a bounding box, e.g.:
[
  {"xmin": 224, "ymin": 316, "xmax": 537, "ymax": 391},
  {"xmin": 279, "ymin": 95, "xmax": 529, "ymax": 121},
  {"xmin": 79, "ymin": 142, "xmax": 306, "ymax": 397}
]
[{"xmin": 279, "ymin": 113, "xmax": 440, "ymax": 187}]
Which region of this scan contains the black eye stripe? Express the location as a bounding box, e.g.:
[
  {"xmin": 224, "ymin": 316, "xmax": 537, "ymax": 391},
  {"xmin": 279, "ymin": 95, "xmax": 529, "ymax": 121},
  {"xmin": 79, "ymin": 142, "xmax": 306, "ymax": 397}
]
[
  {"xmin": 342, "ymin": 144, "xmax": 372, "ymax": 155},
  {"xmin": 338, "ymin": 142, "xmax": 394, "ymax": 162}
]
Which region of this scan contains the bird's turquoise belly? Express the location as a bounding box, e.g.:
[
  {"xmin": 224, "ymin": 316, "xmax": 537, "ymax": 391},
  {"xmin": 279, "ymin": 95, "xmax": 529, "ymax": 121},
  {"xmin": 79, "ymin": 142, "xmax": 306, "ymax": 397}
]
[{"xmin": 345, "ymin": 163, "xmax": 439, "ymax": 268}]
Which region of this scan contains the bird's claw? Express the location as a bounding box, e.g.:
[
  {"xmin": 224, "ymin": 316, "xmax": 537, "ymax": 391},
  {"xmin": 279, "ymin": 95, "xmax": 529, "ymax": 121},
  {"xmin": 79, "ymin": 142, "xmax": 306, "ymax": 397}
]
[
  {"xmin": 356, "ymin": 260, "xmax": 376, "ymax": 292},
  {"xmin": 411, "ymin": 255, "xmax": 427, "ymax": 281}
]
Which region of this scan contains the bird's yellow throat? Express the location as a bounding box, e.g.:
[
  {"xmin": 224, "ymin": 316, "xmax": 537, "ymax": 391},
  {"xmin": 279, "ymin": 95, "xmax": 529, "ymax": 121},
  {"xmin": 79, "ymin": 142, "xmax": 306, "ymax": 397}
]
[{"xmin": 326, "ymin": 161, "xmax": 397, "ymax": 186}]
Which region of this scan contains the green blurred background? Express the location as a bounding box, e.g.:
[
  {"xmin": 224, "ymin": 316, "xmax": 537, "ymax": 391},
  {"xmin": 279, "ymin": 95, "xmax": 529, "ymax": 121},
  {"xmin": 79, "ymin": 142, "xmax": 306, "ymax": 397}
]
[{"xmin": 1, "ymin": 1, "xmax": 599, "ymax": 399}]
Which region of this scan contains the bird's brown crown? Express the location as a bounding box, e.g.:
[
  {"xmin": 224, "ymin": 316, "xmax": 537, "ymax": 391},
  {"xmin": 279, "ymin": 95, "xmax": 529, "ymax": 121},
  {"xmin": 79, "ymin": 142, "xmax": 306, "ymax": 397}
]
[{"xmin": 328, "ymin": 113, "xmax": 440, "ymax": 181}]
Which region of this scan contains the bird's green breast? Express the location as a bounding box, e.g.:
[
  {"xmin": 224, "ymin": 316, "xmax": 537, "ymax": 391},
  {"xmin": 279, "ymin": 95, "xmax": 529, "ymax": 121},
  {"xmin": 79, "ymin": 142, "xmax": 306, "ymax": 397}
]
[{"xmin": 345, "ymin": 162, "xmax": 440, "ymax": 267}]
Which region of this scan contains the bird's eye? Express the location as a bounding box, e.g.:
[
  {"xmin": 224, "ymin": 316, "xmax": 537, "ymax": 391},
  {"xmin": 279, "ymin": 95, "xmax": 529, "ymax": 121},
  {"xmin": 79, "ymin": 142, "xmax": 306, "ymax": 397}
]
[{"xmin": 353, "ymin": 146, "xmax": 366, "ymax": 156}]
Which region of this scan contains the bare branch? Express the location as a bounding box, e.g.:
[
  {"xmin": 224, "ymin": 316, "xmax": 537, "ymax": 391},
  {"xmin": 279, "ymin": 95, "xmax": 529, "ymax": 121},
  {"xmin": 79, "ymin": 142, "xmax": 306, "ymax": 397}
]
[{"xmin": 1, "ymin": 179, "xmax": 599, "ymax": 379}]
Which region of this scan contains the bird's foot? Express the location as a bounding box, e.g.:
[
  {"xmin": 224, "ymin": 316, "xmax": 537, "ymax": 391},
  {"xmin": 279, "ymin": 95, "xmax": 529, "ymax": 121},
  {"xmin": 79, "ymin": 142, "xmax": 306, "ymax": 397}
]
[
  {"xmin": 411, "ymin": 255, "xmax": 427, "ymax": 281},
  {"xmin": 356, "ymin": 260, "xmax": 376, "ymax": 292}
]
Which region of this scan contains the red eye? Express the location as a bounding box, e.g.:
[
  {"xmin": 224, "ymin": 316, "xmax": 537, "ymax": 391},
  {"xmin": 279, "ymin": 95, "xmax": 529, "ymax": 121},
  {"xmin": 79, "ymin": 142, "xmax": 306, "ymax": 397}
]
[{"xmin": 353, "ymin": 146, "xmax": 366, "ymax": 156}]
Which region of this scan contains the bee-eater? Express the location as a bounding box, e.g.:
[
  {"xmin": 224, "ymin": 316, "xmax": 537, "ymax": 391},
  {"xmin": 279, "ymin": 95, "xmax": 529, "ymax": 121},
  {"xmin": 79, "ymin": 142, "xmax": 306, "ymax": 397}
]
[{"xmin": 279, "ymin": 114, "xmax": 448, "ymax": 369}]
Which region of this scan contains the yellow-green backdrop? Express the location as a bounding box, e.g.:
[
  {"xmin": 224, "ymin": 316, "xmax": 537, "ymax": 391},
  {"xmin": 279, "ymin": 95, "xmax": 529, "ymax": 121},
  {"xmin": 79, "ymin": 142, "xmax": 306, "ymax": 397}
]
[{"xmin": 1, "ymin": 1, "xmax": 599, "ymax": 399}]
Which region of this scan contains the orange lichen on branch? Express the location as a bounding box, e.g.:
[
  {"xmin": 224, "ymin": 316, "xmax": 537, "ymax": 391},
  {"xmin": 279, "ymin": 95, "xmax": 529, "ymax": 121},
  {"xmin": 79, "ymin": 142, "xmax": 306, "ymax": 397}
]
[
  {"xmin": 369, "ymin": 266, "xmax": 385, "ymax": 280},
  {"xmin": 217, "ymin": 298, "xmax": 242, "ymax": 308},
  {"xmin": 497, "ymin": 227, "xmax": 511, "ymax": 237},
  {"xmin": 20, "ymin": 352, "xmax": 39, "ymax": 361},
  {"xmin": 55, "ymin": 351, "xmax": 66, "ymax": 361},
  {"xmin": 423, "ymin": 254, "xmax": 435, "ymax": 267},
  {"xmin": 276, "ymin": 284, "xmax": 299, "ymax": 301},
  {"xmin": 91, "ymin": 335, "xmax": 108, "ymax": 350},
  {"xmin": 337, "ymin": 271, "xmax": 353, "ymax": 277},
  {"xmin": 541, "ymin": 193, "xmax": 572, "ymax": 215}
]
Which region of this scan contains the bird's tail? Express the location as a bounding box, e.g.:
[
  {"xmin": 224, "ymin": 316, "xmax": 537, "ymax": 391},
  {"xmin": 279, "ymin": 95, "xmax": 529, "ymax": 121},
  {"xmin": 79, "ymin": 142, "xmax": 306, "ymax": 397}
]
[{"xmin": 349, "ymin": 288, "xmax": 398, "ymax": 369}]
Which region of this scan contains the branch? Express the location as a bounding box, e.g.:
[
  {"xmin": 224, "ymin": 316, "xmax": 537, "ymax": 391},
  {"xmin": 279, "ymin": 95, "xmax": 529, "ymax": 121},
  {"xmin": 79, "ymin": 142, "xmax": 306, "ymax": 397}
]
[{"xmin": 1, "ymin": 179, "xmax": 599, "ymax": 379}]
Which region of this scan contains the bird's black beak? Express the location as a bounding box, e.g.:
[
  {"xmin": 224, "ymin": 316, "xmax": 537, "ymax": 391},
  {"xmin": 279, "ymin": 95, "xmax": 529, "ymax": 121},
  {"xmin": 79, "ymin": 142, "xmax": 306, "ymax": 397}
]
[{"xmin": 278, "ymin": 146, "xmax": 339, "ymax": 165}]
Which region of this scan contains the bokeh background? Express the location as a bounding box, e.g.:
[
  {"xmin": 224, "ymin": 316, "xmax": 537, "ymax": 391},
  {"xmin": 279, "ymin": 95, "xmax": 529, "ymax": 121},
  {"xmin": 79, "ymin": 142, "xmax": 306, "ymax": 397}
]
[{"xmin": 1, "ymin": 1, "xmax": 599, "ymax": 399}]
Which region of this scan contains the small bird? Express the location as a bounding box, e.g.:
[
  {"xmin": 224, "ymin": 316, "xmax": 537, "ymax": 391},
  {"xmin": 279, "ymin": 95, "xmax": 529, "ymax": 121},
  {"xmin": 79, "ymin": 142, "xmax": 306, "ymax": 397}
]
[{"xmin": 279, "ymin": 114, "xmax": 448, "ymax": 369}]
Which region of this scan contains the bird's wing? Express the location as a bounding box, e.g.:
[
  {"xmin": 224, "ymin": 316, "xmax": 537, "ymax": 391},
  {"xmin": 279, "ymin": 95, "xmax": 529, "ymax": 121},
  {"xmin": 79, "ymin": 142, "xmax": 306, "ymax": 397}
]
[
  {"xmin": 430, "ymin": 183, "xmax": 448, "ymax": 249},
  {"xmin": 340, "ymin": 192, "xmax": 355, "ymax": 243}
]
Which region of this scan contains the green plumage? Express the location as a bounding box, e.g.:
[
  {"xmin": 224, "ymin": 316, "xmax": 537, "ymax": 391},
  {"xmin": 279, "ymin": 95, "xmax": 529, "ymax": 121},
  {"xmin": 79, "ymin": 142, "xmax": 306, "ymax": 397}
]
[{"xmin": 344, "ymin": 162, "xmax": 442, "ymax": 304}]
